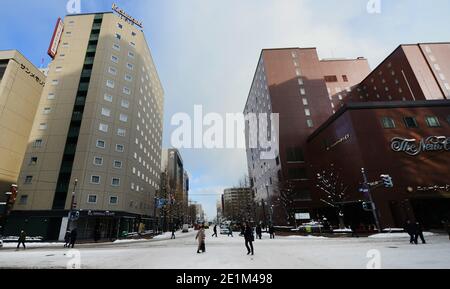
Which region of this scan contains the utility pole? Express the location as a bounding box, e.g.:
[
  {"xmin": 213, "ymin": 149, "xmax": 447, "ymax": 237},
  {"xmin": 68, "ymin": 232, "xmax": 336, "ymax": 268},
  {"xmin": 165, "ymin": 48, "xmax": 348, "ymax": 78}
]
[{"xmin": 361, "ymin": 168, "xmax": 382, "ymax": 233}]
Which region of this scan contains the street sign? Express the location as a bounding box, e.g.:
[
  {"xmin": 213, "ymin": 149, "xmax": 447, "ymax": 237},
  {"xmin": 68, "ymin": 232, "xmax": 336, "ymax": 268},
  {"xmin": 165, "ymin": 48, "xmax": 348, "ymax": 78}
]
[{"xmin": 295, "ymin": 213, "xmax": 311, "ymax": 220}]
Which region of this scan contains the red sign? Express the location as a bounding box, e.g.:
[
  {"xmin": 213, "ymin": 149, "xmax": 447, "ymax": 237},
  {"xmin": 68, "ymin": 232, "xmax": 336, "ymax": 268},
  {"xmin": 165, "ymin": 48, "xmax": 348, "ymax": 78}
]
[{"xmin": 48, "ymin": 18, "xmax": 64, "ymax": 59}]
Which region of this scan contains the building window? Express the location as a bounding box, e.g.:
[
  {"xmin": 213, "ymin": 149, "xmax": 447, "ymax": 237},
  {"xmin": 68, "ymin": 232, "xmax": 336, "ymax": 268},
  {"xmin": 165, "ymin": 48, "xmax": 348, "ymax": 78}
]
[
  {"xmin": 113, "ymin": 160, "xmax": 123, "ymax": 169},
  {"xmin": 131, "ymin": 31, "xmax": 137, "ymax": 37},
  {"xmin": 425, "ymin": 116, "xmax": 441, "ymax": 128},
  {"xmin": 116, "ymin": 144, "xmax": 124, "ymax": 152},
  {"xmin": 381, "ymin": 117, "xmax": 396, "ymax": 129},
  {"xmin": 342, "ymin": 75, "xmax": 348, "ymax": 82},
  {"xmin": 29, "ymin": 157, "xmax": 38, "ymax": 166},
  {"xmin": 106, "ymin": 79, "xmax": 115, "ymax": 88},
  {"xmin": 111, "ymin": 55, "xmax": 119, "ymax": 63},
  {"xmin": 33, "ymin": 139, "xmax": 43, "ymax": 148},
  {"xmin": 108, "ymin": 66, "xmax": 117, "ymax": 75},
  {"xmin": 110, "ymin": 196, "xmax": 118, "ymax": 205},
  {"xmin": 288, "ymin": 168, "xmax": 307, "ymax": 180},
  {"xmin": 19, "ymin": 195, "xmax": 28, "ymax": 205},
  {"xmin": 324, "ymin": 75, "xmax": 338, "ymax": 82},
  {"xmin": 304, "ymin": 109, "xmax": 311, "ymax": 117},
  {"xmin": 88, "ymin": 195, "xmax": 98, "ymax": 204},
  {"xmin": 127, "ymin": 63, "xmax": 134, "ymax": 70},
  {"xmin": 104, "ymin": 94, "xmax": 113, "ymax": 102},
  {"xmin": 113, "ymin": 43, "xmax": 120, "ymax": 51},
  {"xmin": 99, "ymin": 123, "xmax": 109, "ymax": 133},
  {"xmin": 130, "ymin": 41, "xmax": 136, "ymax": 47},
  {"xmin": 111, "ymin": 178, "xmax": 121, "ymax": 187},
  {"xmin": 286, "ymin": 147, "xmax": 304, "ymax": 162},
  {"xmin": 117, "ymin": 23, "xmax": 123, "ymax": 29},
  {"xmin": 24, "ymin": 176, "xmax": 33, "ymax": 184},
  {"xmin": 300, "ymin": 88, "xmax": 306, "ymax": 95},
  {"xmin": 121, "ymin": 99, "xmax": 130, "ymax": 108},
  {"xmin": 123, "ymin": 87, "xmax": 131, "ymax": 95},
  {"xmin": 302, "ymin": 98, "xmax": 308, "ymax": 106},
  {"xmin": 91, "ymin": 176, "xmax": 101, "ymax": 184},
  {"xmin": 404, "ymin": 117, "xmax": 418, "ymax": 128},
  {"xmin": 128, "ymin": 51, "xmax": 135, "ymax": 58},
  {"xmin": 96, "ymin": 140, "xmax": 106, "ymax": 149},
  {"xmin": 117, "ymin": 128, "xmax": 126, "ymax": 137},
  {"xmin": 306, "ymin": 119, "xmax": 314, "ymax": 128},
  {"xmin": 119, "ymin": 114, "xmax": 128, "ymax": 122},
  {"xmin": 101, "ymin": 107, "xmax": 111, "ymax": 117},
  {"xmin": 295, "ymin": 68, "xmax": 301, "ymax": 76},
  {"xmin": 47, "ymin": 93, "xmax": 56, "ymax": 100},
  {"xmin": 93, "ymin": 156, "xmax": 103, "ymax": 166},
  {"xmin": 298, "ymin": 78, "xmax": 304, "ymax": 85},
  {"xmin": 115, "ymin": 33, "xmax": 121, "ymax": 40},
  {"xmin": 125, "ymin": 74, "xmax": 133, "ymax": 82},
  {"xmin": 39, "ymin": 123, "xmax": 48, "ymax": 130}
]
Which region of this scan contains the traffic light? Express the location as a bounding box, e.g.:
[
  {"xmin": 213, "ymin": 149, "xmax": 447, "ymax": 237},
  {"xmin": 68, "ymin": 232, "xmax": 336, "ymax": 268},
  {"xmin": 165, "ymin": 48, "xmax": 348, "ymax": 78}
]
[
  {"xmin": 380, "ymin": 175, "xmax": 394, "ymax": 188},
  {"xmin": 362, "ymin": 202, "xmax": 375, "ymax": 212}
]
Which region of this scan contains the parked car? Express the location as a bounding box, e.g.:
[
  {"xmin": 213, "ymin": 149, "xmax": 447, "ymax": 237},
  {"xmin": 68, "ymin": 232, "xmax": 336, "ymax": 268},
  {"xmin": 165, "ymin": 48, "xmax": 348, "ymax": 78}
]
[
  {"xmin": 220, "ymin": 225, "xmax": 229, "ymax": 235},
  {"xmin": 182, "ymin": 224, "xmax": 189, "ymax": 233}
]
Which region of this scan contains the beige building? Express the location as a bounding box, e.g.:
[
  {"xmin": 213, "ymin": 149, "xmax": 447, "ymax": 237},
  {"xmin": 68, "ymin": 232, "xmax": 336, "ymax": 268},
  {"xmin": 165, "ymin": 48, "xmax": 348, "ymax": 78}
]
[
  {"xmin": 0, "ymin": 50, "xmax": 45, "ymax": 201},
  {"xmin": 223, "ymin": 188, "xmax": 254, "ymax": 223},
  {"xmin": 9, "ymin": 11, "xmax": 164, "ymax": 240}
]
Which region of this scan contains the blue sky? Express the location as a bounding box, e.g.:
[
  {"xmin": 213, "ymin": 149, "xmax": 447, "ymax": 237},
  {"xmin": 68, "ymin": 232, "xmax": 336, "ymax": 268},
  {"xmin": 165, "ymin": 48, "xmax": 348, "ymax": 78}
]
[{"xmin": 1, "ymin": 0, "xmax": 450, "ymax": 220}]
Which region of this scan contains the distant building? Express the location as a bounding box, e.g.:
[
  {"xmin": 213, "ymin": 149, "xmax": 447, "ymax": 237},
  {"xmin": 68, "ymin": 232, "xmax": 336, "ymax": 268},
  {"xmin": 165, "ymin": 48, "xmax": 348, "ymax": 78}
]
[{"xmin": 222, "ymin": 188, "xmax": 254, "ymax": 223}]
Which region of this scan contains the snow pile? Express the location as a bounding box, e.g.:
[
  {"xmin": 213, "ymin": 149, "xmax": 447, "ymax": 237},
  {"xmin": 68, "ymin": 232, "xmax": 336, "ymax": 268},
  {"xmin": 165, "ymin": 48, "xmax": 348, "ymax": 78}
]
[
  {"xmin": 282, "ymin": 235, "xmax": 327, "ymax": 240},
  {"xmin": 369, "ymin": 232, "xmax": 435, "ymax": 239},
  {"xmin": 333, "ymin": 229, "xmax": 353, "ymax": 233},
  {"xmin": 1, "ymin": 242, "xmax": 63, "ymax": 249},
  {"xmin": 382, "ymin": 228, "xmax": 405, "ymax": 233},
  {"xmin": 113, "ymin": 239, "xmax": 148, "ymax": 244}
]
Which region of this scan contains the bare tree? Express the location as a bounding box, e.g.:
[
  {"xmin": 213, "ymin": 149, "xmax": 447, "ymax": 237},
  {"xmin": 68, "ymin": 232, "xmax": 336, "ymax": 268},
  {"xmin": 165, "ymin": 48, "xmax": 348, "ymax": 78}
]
[{"xmin": 316, "ymin": 164, "xmax": 349, "ymax": 229}]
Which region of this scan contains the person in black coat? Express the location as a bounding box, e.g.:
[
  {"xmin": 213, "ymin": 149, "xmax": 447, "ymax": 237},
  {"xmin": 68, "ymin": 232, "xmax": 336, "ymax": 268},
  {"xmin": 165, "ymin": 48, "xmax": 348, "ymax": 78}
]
[
  {"xmin": 415, "ymin": 222, "xmax": 426, "ymax": 244},
  {"xmin": 405, "ymin": 221, "xmax": 418, "ymax": 244},
  {"xmin": 256, "ymin": 225, "xmax": 262, "ymax": 240},
  {"xmin": 70, "ymin": 228, "xmax": 78, "ymax": 248},
  {"xmin": 268, "ymin": 225, "xmax": 275, "ymax": 239},
  {"xmin": 212, "ymin": 225, "xmax": 218, "ymax": 238},
  {"xmin": 16, "ymin": 230, "xmax": 26, "ymax": 250},
  {"xmin": 244, "ymin": 223, "xmax": 254, "ymax": 255},
  {"xmin": 64, "ymin": 231, "xmax": 71, "ymax": 248}
]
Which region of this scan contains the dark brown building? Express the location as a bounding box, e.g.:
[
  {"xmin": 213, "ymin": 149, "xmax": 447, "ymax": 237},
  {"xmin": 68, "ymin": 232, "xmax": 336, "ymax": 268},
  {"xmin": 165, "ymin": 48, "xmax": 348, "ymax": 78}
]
[
  {"xmin": 244, "ymin": 48, "xmax": 370, "ymax": 226},
  {"xmin": 306, "ymin": 100, "xmax": 450, "ymax": 229}
]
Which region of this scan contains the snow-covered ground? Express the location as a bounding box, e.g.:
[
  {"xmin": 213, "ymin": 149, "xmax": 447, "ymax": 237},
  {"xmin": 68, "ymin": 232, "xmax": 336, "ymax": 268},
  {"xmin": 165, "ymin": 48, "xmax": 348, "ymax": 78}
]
[{"xmin": 0, "ymin": 229, "xmax": 449, "ymax": 269}]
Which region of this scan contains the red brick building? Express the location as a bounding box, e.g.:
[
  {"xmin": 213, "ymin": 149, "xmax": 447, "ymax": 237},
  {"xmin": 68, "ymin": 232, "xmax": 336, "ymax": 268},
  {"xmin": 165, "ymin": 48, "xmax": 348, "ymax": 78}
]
[
  {"xmin": 306, "ymin": 100, "xmax": 450, "ymax": 229},
  {"xmin": 245, "ymin": 43, "xmax": 450, "ymax": 227}
]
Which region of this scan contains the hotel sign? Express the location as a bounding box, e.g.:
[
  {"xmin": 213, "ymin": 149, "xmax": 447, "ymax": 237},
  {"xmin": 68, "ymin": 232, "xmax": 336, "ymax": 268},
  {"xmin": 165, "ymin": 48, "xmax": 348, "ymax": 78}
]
[
  {"xmin": 112, "ymin": 3, "xmax": 143, "ymax": 28},
  {"xmin": 391, "ymin": 136, "xmax": 450, "ymax": 156},
  {"xmin": 48, "ymin": 17, "xmax": 64, "ymax": 59}
]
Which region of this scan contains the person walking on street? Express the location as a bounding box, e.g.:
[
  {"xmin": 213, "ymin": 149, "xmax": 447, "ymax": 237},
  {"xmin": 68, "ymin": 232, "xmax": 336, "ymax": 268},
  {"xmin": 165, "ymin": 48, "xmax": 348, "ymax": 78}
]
[
  {"xmin": 244, "ymin": 222, "xmax": 254, "ymax": 255},
  {"xmin": 405, "ymin": 220, "xmax": 418, "ymax": 245},
  {"xmin": 171, "ymin": 226, "xmax": 176, "ymax": 240},
  {"xmin": 415, "ymin": 222, "xmax": 426, "ymax": 244},
  {"xmin": 70, "ymin": 228, "xmax": 78, "ymax": 248},
  {"xmin": 212, "ymin": 225, "xmax": 218, "ymax": 238},
  {"xmin": 228, "ymin": 226, "xmax": 234, "ymax": 237},
  {"xmin": 64, "ymin": 231, "xmax": 71, "ymax": 248},
  {"xmin": 196, "ymin": 225, "xmax": 206, "ymax": 254},
  {"xmin": 269, "ymin": 225, "xmax": 275, "ymax": 239},
  {"xmin": 16, "ymin": 230, "xmax": 26, "ymax": 250},
  {"xmin": 256, "ymin": 225, "xmax": 262, "ymax": 240}
]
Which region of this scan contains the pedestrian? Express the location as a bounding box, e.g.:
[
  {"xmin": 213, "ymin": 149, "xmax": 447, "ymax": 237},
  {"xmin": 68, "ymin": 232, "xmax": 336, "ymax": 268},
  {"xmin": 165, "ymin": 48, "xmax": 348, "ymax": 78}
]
[
  {"xmin": 212, "ymin": 225, "xmax": 218, "ymax": 238},
  {"xmin": 244, "ymin": 222, "xmax": 254, "ymax": 255},
  {"xmin": 228, "ymin": 226, "xmax": 234, "ymax": 237},
  {"xmin": 256, "ymin": 225, "xmax": 262, "ymax": 240},
  {"xmin": 405, "ymin": 220, "xmax": 418, "ymax": 245},
  {"xmin": 70, "ymin": 228, "xmax": 78, "ymax": 248},
  {"xmin": 64, "ymin": 230, "xmax": 71, "ymax": 248},
  {"xmin": 196, "ymin": 225, "xmax": 206, "ymax": 254},
  {"xmin": 171, "ymin": 225, "xmax": 176, "ymax": 240},
  {"xmin": 16, "ymin": 230, "xmax": 26, "ymax": 250},
  {"xmin": 351, "ymin": 223, "xmax": 359, "ymax": 238},
  {"xmin": 415, "ymin": 222, "xmax": 426, "ymax": 244},
  {"xmin": 269, "ymin": 225, "xmax": 275, "ymax": 239}
]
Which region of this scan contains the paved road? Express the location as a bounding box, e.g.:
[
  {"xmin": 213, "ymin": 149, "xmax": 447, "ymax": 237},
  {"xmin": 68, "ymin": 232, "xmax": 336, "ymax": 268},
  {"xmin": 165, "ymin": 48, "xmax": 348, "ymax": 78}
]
[{"xmin": 1, "ymin": 229, "xmax": 449, "ymax": 269}]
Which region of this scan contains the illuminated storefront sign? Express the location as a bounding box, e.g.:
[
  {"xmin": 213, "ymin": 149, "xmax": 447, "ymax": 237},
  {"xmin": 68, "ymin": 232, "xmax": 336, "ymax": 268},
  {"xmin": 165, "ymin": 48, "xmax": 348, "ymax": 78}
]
[
  {"xmin": 112, "ymin": 3, "xmax": 143, "ymax": 28},
  {"xmin": 391, "ymin": 136, "xmax": 450, "ymax": 156}
]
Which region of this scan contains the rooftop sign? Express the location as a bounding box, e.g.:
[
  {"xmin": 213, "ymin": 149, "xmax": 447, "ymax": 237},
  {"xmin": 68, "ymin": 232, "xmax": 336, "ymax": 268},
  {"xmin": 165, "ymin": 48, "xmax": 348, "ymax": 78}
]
[{"xmin": 112, "ymin": 3, "xmax": 143, "ymax": 28}]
